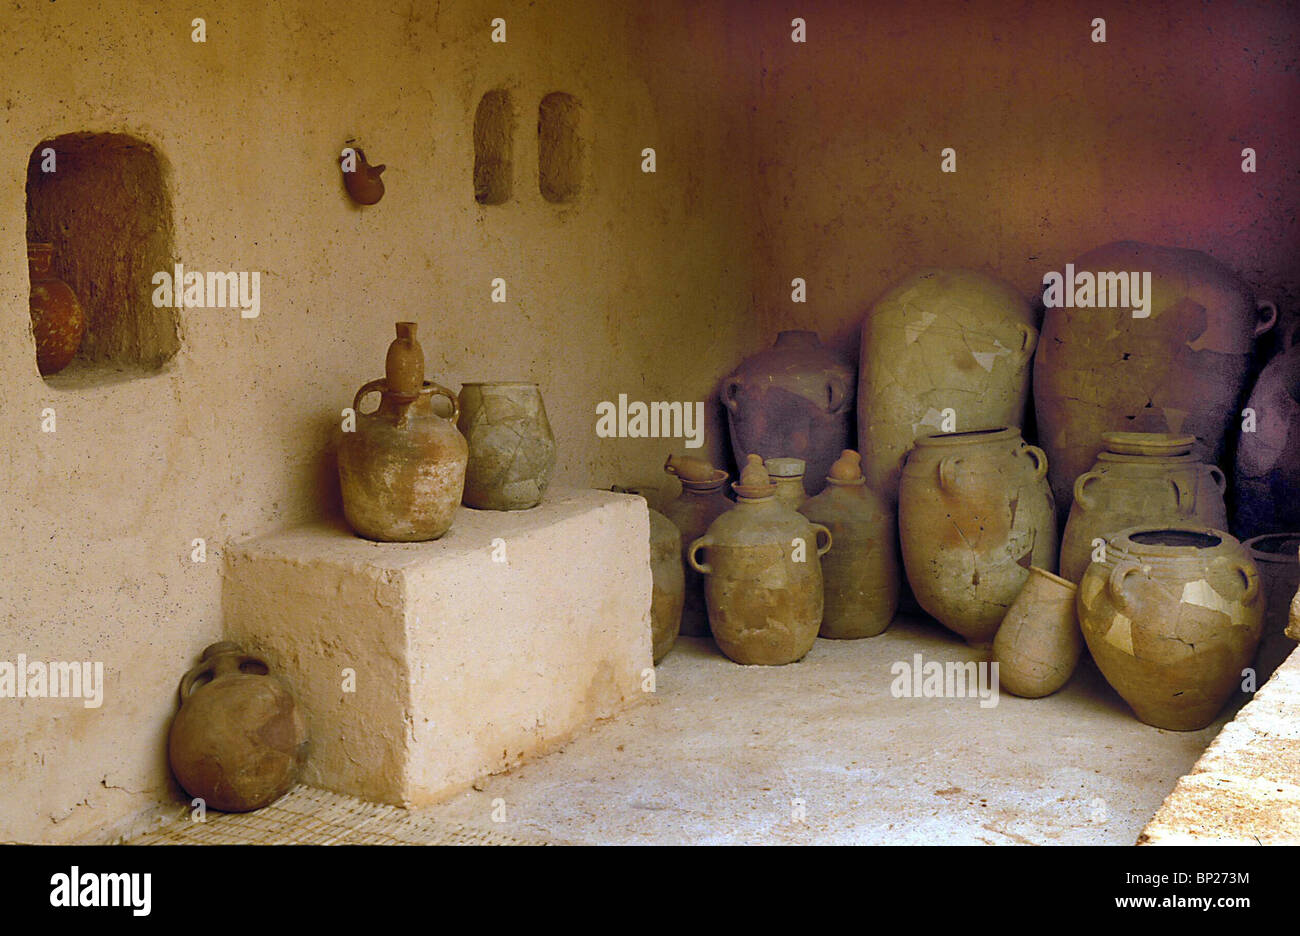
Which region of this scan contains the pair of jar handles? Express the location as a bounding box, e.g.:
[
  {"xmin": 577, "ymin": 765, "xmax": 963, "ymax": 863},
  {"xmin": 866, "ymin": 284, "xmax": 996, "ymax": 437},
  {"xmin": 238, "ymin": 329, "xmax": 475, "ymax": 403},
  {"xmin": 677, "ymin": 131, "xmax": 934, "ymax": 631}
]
[{"xmin": 1074, "ymin": 465, "xmax": 1227, "ymax": 514}]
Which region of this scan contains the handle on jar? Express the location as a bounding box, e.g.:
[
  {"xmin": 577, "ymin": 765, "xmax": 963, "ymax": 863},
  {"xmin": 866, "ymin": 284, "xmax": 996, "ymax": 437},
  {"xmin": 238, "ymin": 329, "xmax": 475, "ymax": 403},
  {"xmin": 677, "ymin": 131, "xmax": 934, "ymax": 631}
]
[
  {"xmin": 352, "ymin": 378, "xmax": 388, "ymax": 415},
  {"xmin": 423, "ymin": 381, "xmax": 460, "ymax": 422},
  {"xmin": 721, "ymin": 377, "xmax": 743, "ymax": 413},
  {"xmin": 1024, "ymin": 444, "xmax": 1049, "ymax": 481},
  {"xmin": 1256, "ymin": 300, "xmax": 1278, "ymax": 338},
  {"xmin": 1014, "ymin": 322, "xmax": 1039, "ymax": 363},
  {"xmin": 810, "ymin": 524, "xmax": 833, "ymax": 557},
  {"xmin": 938, "ymin": 456, "xmax": 962, "ymax": 492},
  {"xmin": 1169, "ymin": 476, "xmax": 1196, "ymax": 514},
  {"xmin": 1073, "ymin": 471, "xmax": 1101, "ymax": 512},
  {"xmin": 1106, "ymin": 561, "xmax": 1141, "ymax": 617},
  {"xmin": 687, "ymin": 536, "xmax": 713, "ymax": 575},
  {"xmin": 1208, "ymin": 466, "xmax": 1227, "ymax": 495},
  {"xmin": 825, "ymin": 377, "xmax": 850, "ymax": 416},
  {"xmin": 1237, "ymin": 562, "xmax": 1261, "ymax": 605}
]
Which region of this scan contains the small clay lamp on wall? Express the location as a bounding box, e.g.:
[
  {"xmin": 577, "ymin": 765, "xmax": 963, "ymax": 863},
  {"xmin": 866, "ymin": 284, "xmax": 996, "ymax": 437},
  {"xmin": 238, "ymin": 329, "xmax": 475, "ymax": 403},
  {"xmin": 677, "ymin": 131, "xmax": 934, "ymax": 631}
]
[{"xmin": 340, "ymin": 143, "xmax": 385, "ymax": 205}]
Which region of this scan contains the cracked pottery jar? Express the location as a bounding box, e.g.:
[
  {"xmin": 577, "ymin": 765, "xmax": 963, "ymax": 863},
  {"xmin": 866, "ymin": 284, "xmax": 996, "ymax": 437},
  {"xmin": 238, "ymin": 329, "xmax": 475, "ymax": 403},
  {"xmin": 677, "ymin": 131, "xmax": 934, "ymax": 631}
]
[
  {"xmin": 1059, "ymin": 432, "xmax": 1227, "ymax": 583},
  {"xmin": 613, "ymin": 486, "xmax": 684, "ymax": 663},
  {"xmin": 663, "ymin": 455, "xmax": 732, "ymax": 638},
  {"xmin": 899, "ymin": 426, "xmax": 1057, "ymax": 646},
  {"xmin": 339, "ymin": 322, "xmax": 468, "ymax": 541},
  {"xmin": 688, "ymin": 454, "xmax": 832, "ymax": 665},
  {"xmin": 1078, "ymin": 527, "xmax": 1262, "ymax": 731},
  {"xmin": 1244, "ymin": 533, "xmax": 1300, "ymax": 683},
  {"xmin": 857, "ymin": 268, "xmax": 1037, "ymax": 508},
  {"xmin": 767, "ymin": 457, "xmax": 808, "ymax": 512},
  {"xmin": 992, "ymin": 567, "xmax": 1082, "ymax": 698},
  {"xmin": 457, "ymin": 382, "xmax": 556, "ymax": 510},
  {"xmin": 1234, "ymin": 335, "xmax": 1300, "ymax": 539},
  {"xmin": 722, "ymin": 330, "xmax": 855, "ymax": 496},
  {"xmin": 168, "ymin": 642, "xmax": 309, "ymax": 813},
  {"xmin": 27, "ymin": 243, "xmax": 85, "ymax": 376},
  {"xmin": 798, "ymin": 450, "xmax": 898, "ymax": 638},
  {"xmin": 1033, "ymin": 241, "xmax": 1276, "ymax": 519}
]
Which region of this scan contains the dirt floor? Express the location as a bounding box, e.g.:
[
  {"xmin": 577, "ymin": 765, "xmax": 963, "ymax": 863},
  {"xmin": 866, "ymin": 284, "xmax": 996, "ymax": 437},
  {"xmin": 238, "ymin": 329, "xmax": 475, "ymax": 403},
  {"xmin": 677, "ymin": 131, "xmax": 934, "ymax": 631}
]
[{"xmin": 413, "ymin": 613, "xmax": 1237, "ymax": 845}]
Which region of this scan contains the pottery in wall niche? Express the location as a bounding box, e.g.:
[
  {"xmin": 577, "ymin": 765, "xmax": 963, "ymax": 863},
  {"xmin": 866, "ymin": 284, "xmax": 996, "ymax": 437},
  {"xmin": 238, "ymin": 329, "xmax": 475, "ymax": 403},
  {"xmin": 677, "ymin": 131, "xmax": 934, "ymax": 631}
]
[
  {"xmin": 1078, "ymin": 527, "xmax": 1262, "ymax": 731},
  {"xmin": 898, "ymin": 426, "xmax": 1057, "ymax": 647},
  {"xmin": 688, "ymin": 455, "xmax": 832, "ymax": 665},
  {"xmin": 857, "ymin": 268, "xmax": 1038, "ymax": 508},
  {"xmin": 1233, "ymin": 334, "xmax": 1300, "ymax": 539},
  {"xmin": 992, "ymin": 567, "xmax": 1082, "ymax": 698},
  {"xmin": 1059, "ymin": 432, "xmax": 1227, "ymax": 583},
  {"xmin": 722, "ymin": 330, "xmax": 854, "ymax": 496},
  {"xmin": 613, "ymin": 486, "xmax": 685, "ymax": 664},
  {"xmin": 168, "ymin": 642, "xmax": 309, "ymax": 813},
  {"xmin": 458, "ymin": 382, "xmax": 556, "ymax": 511},
  {"xmin": 767, "ymin": 457, "xmax": 808, "ymax": 512},
  {"xmin": 1033, "ymin": 241, "xmax": 1276, "ymax": 518},
  {"xmin": 662, "ymin": 455, "xmax": 732, "ymax": 638},
  {"xmin": 338, "ymin": 322, "xmax": 468, "ymax": 541},
  {"xmin": 1244, "ymin": 533, "xmax": 1300, "ymax": 683},
  {"xmin": 799, "ymin": 449, "xmax": 899, "ymax": 638},
  {"xmin": 28, "ymin": 242, "xmax": 85, "ymax": 376}
]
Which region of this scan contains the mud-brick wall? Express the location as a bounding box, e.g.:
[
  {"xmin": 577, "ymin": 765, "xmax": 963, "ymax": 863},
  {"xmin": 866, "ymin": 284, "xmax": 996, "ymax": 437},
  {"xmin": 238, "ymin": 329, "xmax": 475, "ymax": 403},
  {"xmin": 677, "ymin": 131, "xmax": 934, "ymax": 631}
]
[{"xmin": 0, "ymin": 0, "xmax": 753, "ymax": 842}]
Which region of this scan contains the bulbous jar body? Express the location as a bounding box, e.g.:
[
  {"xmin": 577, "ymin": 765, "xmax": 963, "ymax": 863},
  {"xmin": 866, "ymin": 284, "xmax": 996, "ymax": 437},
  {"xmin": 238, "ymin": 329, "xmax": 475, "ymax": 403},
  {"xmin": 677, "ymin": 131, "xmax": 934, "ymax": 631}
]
[
  {"xmin": 1243, "ymin": 533, "xmax": 1300, "ymax": 684},
  {"xmin": 1234, "ymin": 339, "xmax": 1300, "ymax": 539},
  {"xmin": 168, "ymin": 642, "xmax": 308, "ymax": 813},
  {"xmin": 1078, "ymin": 527, "xmax": 1263, "ymax": 731},
  {"xmin": 661, "ymin": 468, "xmax": 732, "ymax": 638},
  {"xmin": 899, "ymin": 426, "xmax": 1057, "ymax": 646},
  {"xmin": 688, "ymin": 496, "xmax": 832, "ymax": 665},
  {"xmin": 799, "ymin": 478, "xmax": 898, "ymax": 638},
  {"xmin": 992, "ymin": 566, "xmax": 1081, "ymax": 697},
  {"xmin": 647, "ymin": 505, "xmax": 685, "ymax": 663},
  {"xmin": 1034, "ymin": 241, "xmax": 1276, "ymax": 517},
  {"xmin": 28, "ymin": 243, "xmax": 85, "ymax": 376},
  {"xmin": 722, "ymin": 331, "xmax": 854, "ymax": 496},
  {"xmin": 1059, "ymin": 432, "xmax": 1227, "ymax": 582},
  {"xmin": 858, "ymin": 268, "xmax": 1037, "ymax": 507},
  {"xmin": 457, "ymin": 382, "xmax": 556, "ymax": 511}
]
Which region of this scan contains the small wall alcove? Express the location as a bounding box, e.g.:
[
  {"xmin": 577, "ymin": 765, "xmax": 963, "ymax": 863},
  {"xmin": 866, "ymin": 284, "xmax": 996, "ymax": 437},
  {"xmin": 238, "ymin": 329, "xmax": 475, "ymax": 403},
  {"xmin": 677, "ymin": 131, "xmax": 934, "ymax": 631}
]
[
  {"xmin": 537, "ymin": 92, "xmax": 584, "ymax": 204},
  {"xmin": 473, "ymin": 89, "xmax": 514, "ymax": 205},
  {"xmin": 25, "ymin": 132, "xmax": 179, "ymax": 385}
]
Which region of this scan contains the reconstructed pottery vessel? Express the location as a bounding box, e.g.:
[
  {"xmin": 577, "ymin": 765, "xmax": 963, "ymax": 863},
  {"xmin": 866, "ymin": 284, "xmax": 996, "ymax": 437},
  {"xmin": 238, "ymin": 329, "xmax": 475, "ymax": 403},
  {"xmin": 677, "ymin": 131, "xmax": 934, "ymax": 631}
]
[
  {"xmin": 28, "ymin": 243, "xmax": 85, "ymax": 376},
  {"xmin": 858, "ymin": 268, "xmax": 1037, "ymax": 508},
  {"xmin": 1059, "ymin": 432, "xmax": 1227, "ymax": 582},
  {"xmin": 799, "ymin": 449, "xmax": 898, "ymax": 638},
  {"xmin": 1078, "ymin": 526, "xmax": 1263, "ymax": 731},
  {"xmin": 168, "ymin": 642, "xmax": 308, "ymax": 813},
  {"xmin": 1034, "ymin": 241, "xmax": 1276, "ymax": 517},
  {"xmin": 722, "ymin": 330, "xmax": 855, "ymax": 496},
  {"xmin": 339, "ymin": 322, "xmax": 468, "ymax": 541},
  {"xmin": 1234, "ymin": 337, "xmax": 1300, "ymax": 539},
  {"xmin": 768, "ymin": 457, "xmax": 808, "ymax": 512},
  {"xmin": 992, "ymin": 567, "xmax": 1081, "ymax": 698},
  {"xmin": 1244, "ymin": 533, "xmax": 1300, "ymax": 683},
  {"xmin": 662, "ymin": 455, "xmax": 732, "ymax": 637},
  {"xmin": 688, "ymin": 455, "xmax": 832, "ymax": 665},
  {"xmin": 458, "ymin": 382, "xmax": 556, "ymax": 510},
  {"xmin": 613, "ymin": 486, "xmax": 684, "ymax": 664},
  {"xmin": 899, "ymin": 426, "xmax": 1057, "ymax": 646}
]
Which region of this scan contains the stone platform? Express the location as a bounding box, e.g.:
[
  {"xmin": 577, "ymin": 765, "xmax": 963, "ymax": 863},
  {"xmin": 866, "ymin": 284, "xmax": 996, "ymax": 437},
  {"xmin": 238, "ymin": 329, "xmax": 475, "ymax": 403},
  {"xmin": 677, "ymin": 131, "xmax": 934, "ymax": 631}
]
[{"xmin": 221, "ymin": 488, "xmax": 652, "ymax": 806}]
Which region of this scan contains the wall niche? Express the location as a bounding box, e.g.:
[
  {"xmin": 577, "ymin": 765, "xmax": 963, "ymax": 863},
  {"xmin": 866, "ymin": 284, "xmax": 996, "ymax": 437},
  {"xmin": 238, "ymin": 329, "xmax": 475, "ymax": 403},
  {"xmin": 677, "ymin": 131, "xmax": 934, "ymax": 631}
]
[
  {"xmin": 538, "ymin": 92, "xmax": 584, "ymax": 204},
  {"xmin": 25, "ymin": 132, "xmax": 179, "ymax": 384},
  {"xmin": 473, "ymin": 89, "xmax": 514, "ymax": 205}
]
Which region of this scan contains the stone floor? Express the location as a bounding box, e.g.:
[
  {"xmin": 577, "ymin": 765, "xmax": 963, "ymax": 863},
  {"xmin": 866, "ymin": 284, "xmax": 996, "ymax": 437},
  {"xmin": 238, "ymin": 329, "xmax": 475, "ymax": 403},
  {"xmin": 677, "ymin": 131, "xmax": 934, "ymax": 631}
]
[{"xmin": 414, "ymin": 614, "xmax": 1239, "ymax": 845}]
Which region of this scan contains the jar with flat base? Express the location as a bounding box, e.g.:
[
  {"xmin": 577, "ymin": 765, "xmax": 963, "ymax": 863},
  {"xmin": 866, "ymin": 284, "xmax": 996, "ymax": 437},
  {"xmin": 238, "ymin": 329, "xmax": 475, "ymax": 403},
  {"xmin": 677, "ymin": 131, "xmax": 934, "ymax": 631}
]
[
  {"xmin": 992, "ymin": 567, "xmax": 1081, "ymax": 697},
  {"xmin": 458, "ymin": 382, "xmax": 556, "ymax": 510}
]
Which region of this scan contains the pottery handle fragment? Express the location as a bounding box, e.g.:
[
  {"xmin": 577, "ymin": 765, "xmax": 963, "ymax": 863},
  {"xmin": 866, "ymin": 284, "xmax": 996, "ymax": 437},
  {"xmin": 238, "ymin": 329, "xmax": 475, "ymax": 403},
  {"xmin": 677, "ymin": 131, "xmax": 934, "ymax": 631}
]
[
  {"xmin": 1255, "ymin": 300, "xmax": 1278, "ymax": 338},
  {"xmin": 353, "ymin": 378, "xmax": 388, "ymax": 415},
  {"xmin": 686, "ymin": 537, "xmax": 713, "ymax": 575},
  {"xmin": 1107, "ymin": 561, "xmax": 1140, "ymax": 617},
  {"xmin": 1024, "ymin": 444, "xmax": 1049, "ymax": 481},
  {"xmin": 424, "ymin": 381, "xmax": 460, "ymax": 422},
  {"xmin": 1014, "ymin": 322, "xmax": 1039, "ymax": 362},
  {"xmin": 811, "ymin": 524, "xmax": 833, "ymax": 557}
]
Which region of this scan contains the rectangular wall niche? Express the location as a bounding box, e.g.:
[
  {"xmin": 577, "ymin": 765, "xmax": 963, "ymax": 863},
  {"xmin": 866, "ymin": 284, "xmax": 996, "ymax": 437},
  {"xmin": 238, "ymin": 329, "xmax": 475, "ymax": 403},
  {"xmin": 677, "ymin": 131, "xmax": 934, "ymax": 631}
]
[
  {"xmin": 538, "ymin": 92, "xmax": 584, "ymax": 204},
  {"xmin": 473, "ymin": 89, "xmax": 514, "ymax": 205},
  {"xmin": 25, "ymin": 133, "xmax": 179, "ymax": 383}
]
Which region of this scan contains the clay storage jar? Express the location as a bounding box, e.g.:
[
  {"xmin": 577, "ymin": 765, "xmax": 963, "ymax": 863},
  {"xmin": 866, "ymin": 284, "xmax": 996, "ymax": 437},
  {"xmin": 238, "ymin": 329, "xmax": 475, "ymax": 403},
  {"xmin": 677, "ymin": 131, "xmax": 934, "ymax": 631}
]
[
  {"xmin": 339, "ymin": 322, "xmax": 468, "ymax": 541},
  {"xmin": 1059, "ymin": 432, "xmax": 1227, "ymax": 583},
  {"xmin": 457, "ymin": 382, "xmax": 557, "ymax": 510},
  {"xmin": 1034, "ymin": 241, "xmax": 1277, "ymax": 518},
  {"xmin": 899, "ymin": 426, "xmax": 1057, "ymax": 647},
  {"xmin": 798, "ymin": 450, "xmax": 899, "ymax": 638},
  {"xmin": 27, "ymin": 242, "xmax": 85, "ymax": 376},
  {"xmin": 613, "ymin": 486, "xmax": 685, "ymax": 664},
  {"xmin": 1078, "ymin": 526, "xmax": 1263, "ymax": 731},
  {"xmin": 857, "ymin": 268, "xmax": 1037, "ymax": 508},
  {"xmin": 768, "ymin": 457, "xmax": 808, "ymax": 512},
  {"xmin": 688, "ymin": 454, "xmax": 832, "ymax": 665},
  {"xmin": 168, "ymin": 642, "xmax": 309, "ymax": 812},
  {"xmin": 722, "ymin": 330, "xmax": 855, "ymax": 496},
  {"xmin": 992, "ymin": 567, "xmax": 1082, "ymax": 698},
  {"xmin": 1234, "ymin": 334, "xmax": 1300, "ymax": 539},
  {"xmin": 662, "ymin": 454, "xmax": 732, "ymax": 637},
  {"xmin": 1243, "ymin": 533, "xmax": 1300, "ymax": 683}
]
